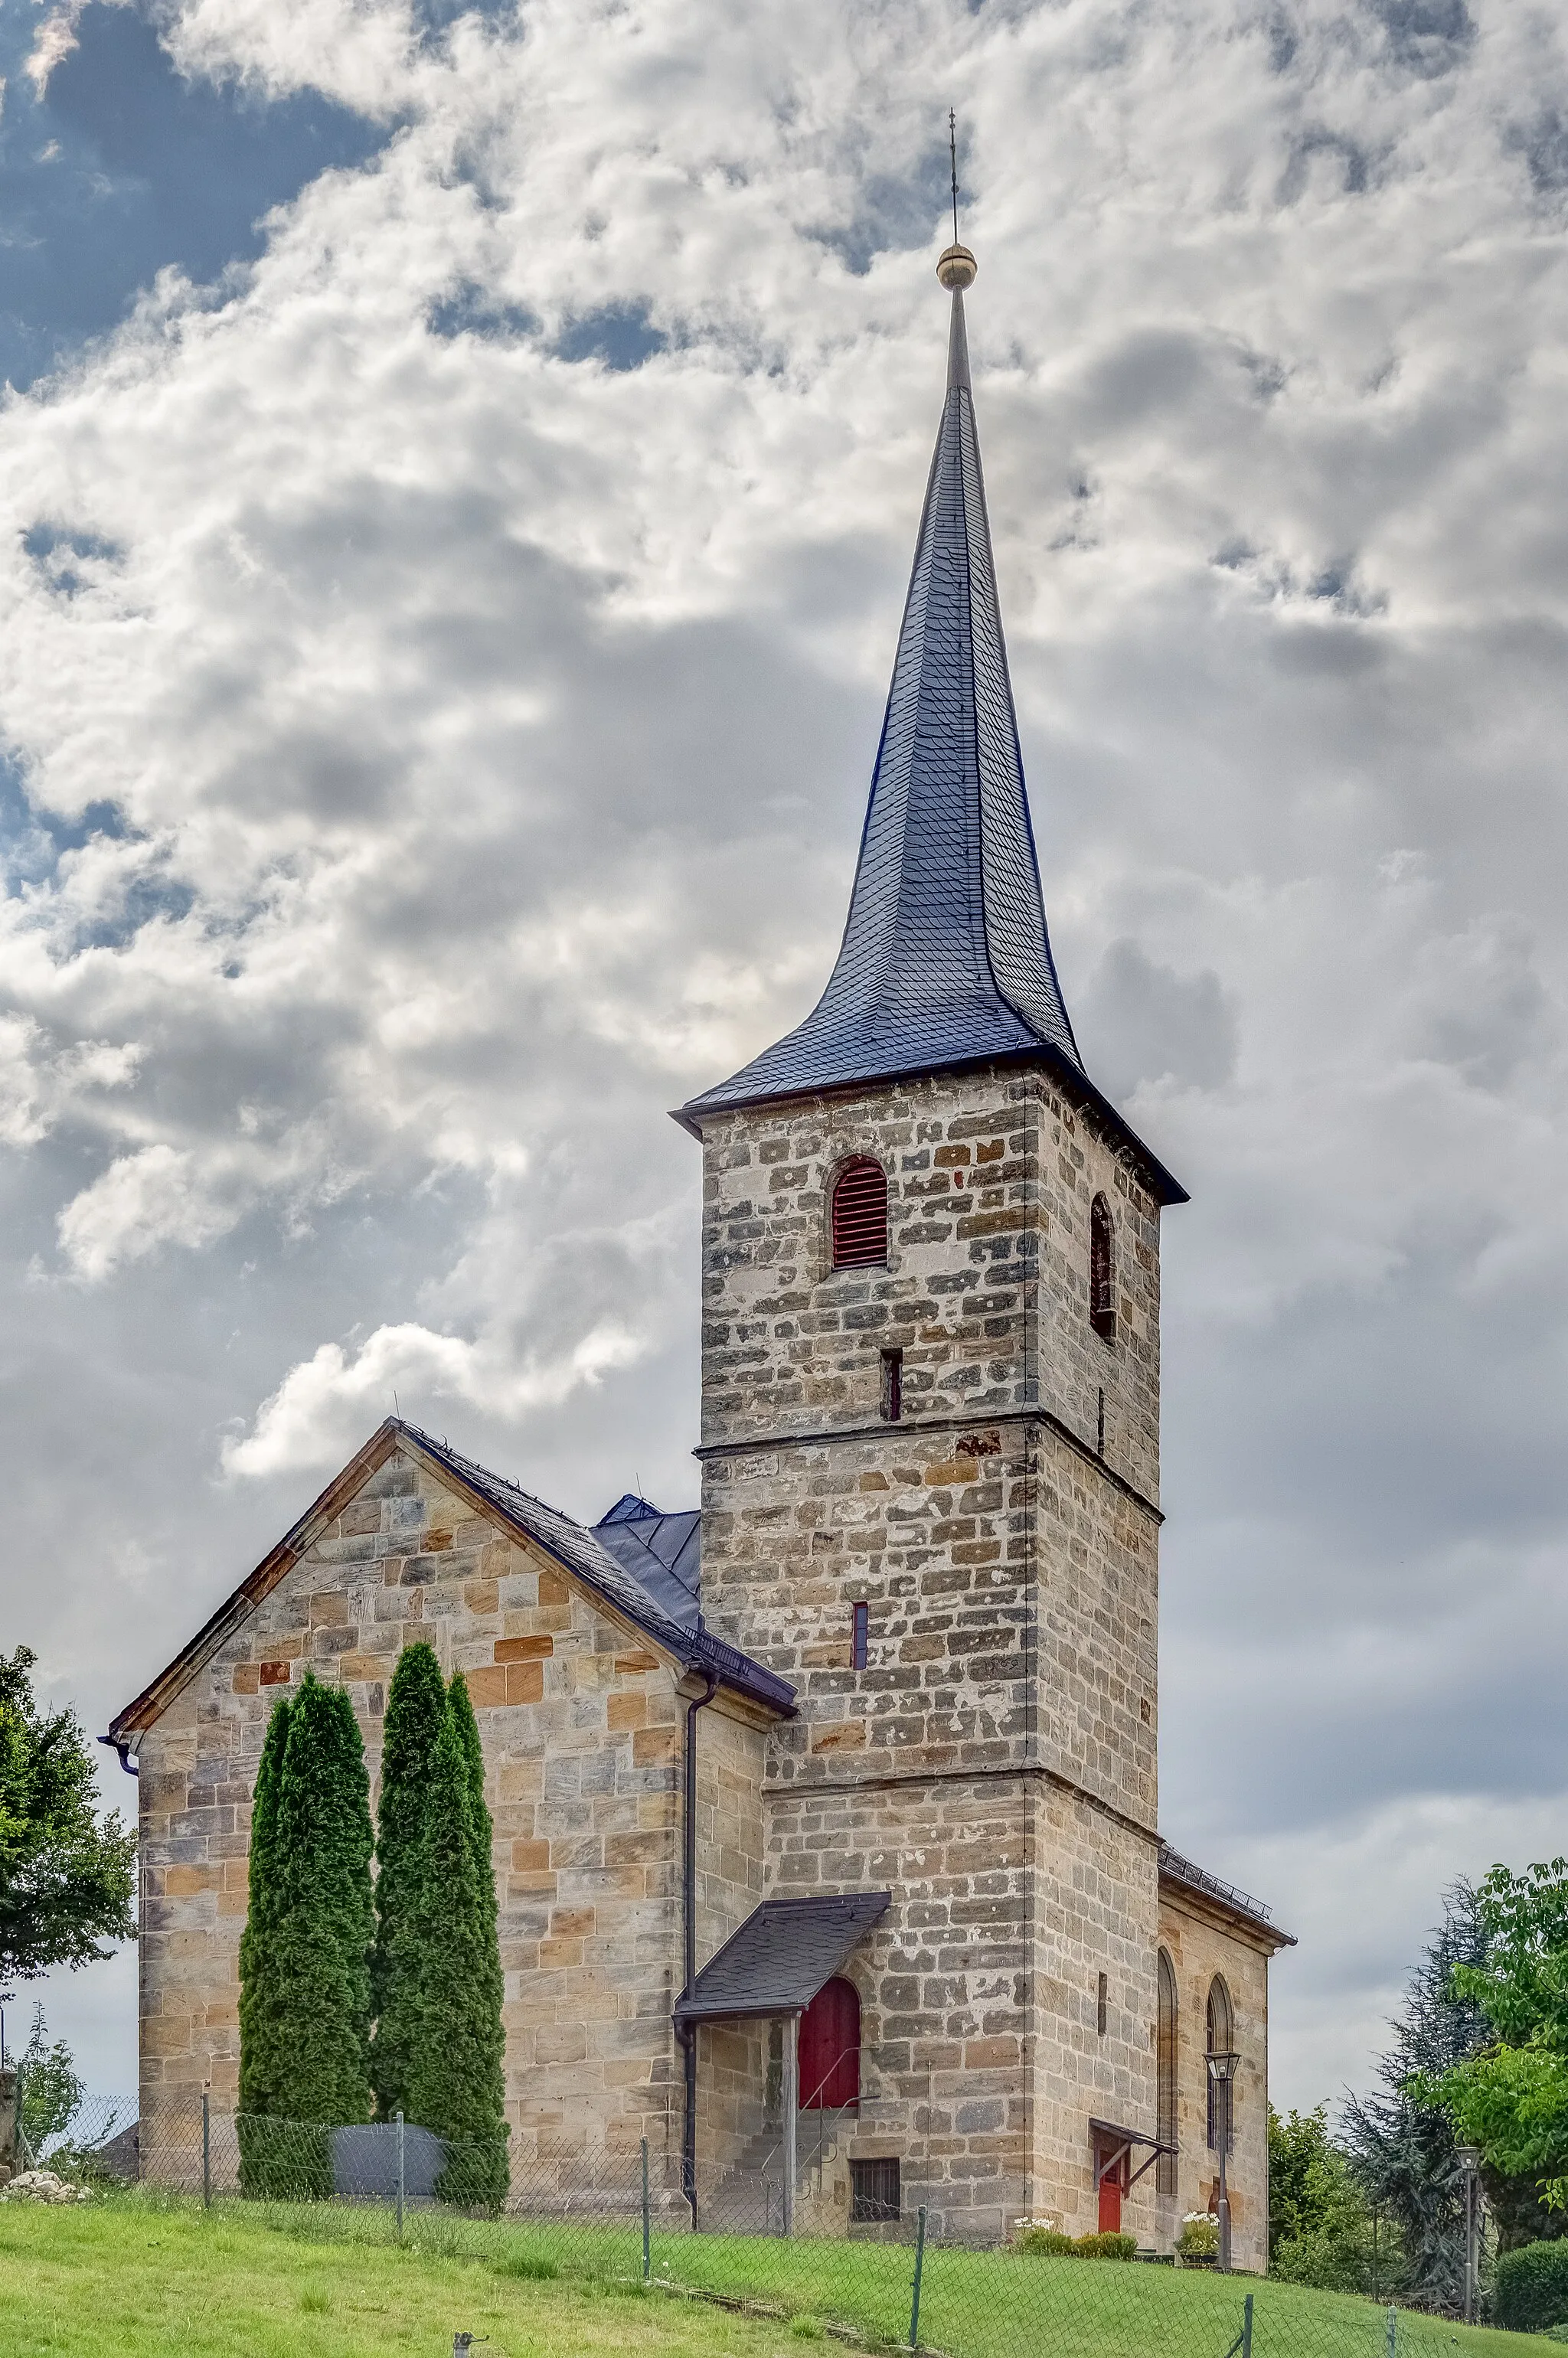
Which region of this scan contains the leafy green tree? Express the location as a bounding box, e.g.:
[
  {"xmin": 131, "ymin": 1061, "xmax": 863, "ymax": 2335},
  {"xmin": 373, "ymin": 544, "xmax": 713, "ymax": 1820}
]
[
  {"xmin": 0, "ymin": 1646, "xmax": 136, "ymax": 2000},
  {"xmin": 1269, "ymin": 2105, "xmax": 1391, "ymax": 2291},
  {"xmin": 368, "ymin": 1642, "xmax": 448, "ymax": 2122},
  {"xmin": 237, "ymin": 1693, "xmax": 292, "ymax": 2140},
  {"xmin": 408, "ymin": 1681, "xmax": 508, "ymax": 2208},
  {"xmin": 18, "ymin": 2002, "xmax": 83, "ymax": 2153},
  {"xmin": 1431, "ymin": 1860, "xmax": 1568, "ymax": 2216}
]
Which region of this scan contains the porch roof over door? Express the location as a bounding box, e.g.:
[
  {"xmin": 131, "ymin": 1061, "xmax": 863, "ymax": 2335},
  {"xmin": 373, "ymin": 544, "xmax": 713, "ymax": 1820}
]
[{"xmin": 673, "ymin": 1892, "xmax": 891, "ymax": 2025}]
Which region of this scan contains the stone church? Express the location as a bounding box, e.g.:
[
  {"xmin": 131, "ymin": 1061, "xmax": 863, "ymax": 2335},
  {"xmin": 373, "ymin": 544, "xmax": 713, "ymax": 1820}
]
[{"xmin": 106, "ymin": 242, "xmax": 1292, "ymax": 2258}]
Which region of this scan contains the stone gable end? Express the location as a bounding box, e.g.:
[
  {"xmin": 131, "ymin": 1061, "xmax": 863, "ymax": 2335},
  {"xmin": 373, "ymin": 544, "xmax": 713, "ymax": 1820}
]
[{"xmin": 136, "ymin": 1442, "xmax": 703, "ymax": 2163}]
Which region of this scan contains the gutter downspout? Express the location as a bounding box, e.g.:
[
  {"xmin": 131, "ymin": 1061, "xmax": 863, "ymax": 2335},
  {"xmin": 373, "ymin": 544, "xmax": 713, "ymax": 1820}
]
[{"xmin": 678, "ymin": 1667, "xmax": 719, "ymax": 2229}]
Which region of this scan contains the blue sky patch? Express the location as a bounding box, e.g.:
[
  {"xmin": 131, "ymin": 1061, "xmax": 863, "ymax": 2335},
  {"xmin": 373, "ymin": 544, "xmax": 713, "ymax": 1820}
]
[
  {"xmin": 556, "ymin": 300, "xmax": 666, "ymax": 371},
  {"xmin": 0, "ymin": 2, "xmax": 390, "ymax": 391}
]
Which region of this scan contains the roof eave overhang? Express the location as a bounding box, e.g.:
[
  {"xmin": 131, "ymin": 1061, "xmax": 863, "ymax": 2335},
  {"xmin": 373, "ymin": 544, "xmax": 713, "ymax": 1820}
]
[
  {"xmin": 105, "ymin": 1418, "xmax": 407, "ymax": 1748},
  {"xmin": 106, "ymin": 1418, "xmax": 796, "ymax": 1753},
  {"xmin": 1158, "ymin": 1868, "xmax": 1297, "ymax": 1954},
  {"xmin": 673, "ymin": 1042, "xmax": 1188, "ymax": 1208}
]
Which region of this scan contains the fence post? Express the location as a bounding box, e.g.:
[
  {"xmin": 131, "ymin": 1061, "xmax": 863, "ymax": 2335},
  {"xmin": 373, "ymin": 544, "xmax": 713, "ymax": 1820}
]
[
  {"xmin": 909, "ymin": 2205, "xmax": 927, "ymax": 2350},
  {"xmin": 202, "ymin": 2091, "xmax": 211, "ymax": 2209},
  {"xmin": 1387, "ymin": 2306, "xmax": 1397, "ymax": 2358},
  {"xmin": 642, "ymin": 2137, "xmax": 651, "ymax": 2282},
  {"xmin": 1242, "ymin": 2291, "xmax": 1253, "ymax": 2358},
  {"xmin": 396, "ymin": 2109, "xmax": 405, "ymax": 2243},
  {"xmin": 781, "ymin": 2013, "xmax": 798, "ymax": 2237}
]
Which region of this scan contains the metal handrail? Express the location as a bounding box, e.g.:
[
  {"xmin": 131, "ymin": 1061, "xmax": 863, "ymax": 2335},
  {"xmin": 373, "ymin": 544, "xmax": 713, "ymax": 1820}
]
[{"xmin": 755, "ymin": 2036, "xmax": 864, "ymax": 2190}]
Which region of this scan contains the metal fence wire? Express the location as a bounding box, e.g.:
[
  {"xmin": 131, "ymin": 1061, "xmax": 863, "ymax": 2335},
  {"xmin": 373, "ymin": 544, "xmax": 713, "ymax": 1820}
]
[{"xmin": 8, "ymin": 2094, "xmax": 1527, "ymax": 2358}]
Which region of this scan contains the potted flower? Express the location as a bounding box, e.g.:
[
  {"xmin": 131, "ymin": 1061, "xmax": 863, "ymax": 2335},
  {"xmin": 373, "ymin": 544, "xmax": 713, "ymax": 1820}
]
[{"xmin": 1177, "ymin": 2213, "xmax": 1220, "ymax": 2267}]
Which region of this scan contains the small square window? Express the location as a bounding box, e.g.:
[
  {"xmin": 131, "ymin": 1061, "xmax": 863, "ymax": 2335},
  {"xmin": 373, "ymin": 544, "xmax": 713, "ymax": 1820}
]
[
  {"xmin": 850, "ymin": 2156, "xmax": 900, "ymax": 2223},
  {"xmin": 852, "ymin": 1602, "xmax": 869, "ymax": 1671}
]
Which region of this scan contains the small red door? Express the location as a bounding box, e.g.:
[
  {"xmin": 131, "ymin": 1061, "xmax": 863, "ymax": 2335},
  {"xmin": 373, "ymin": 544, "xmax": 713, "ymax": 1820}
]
[
  {"xmin": 799, "ymin": 1978, "xmax": 861, "ymax": 2109},
  {"xmin": 1096, "ymin": 2138, "xmax": 1127, "ymax": 2232}
]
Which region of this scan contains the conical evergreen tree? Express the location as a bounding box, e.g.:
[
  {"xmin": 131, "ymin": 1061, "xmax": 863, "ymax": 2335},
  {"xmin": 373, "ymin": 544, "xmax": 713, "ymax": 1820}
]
[
  {"xmin": 368, "ymin": 1641, "xmax": 448, "ymax": 2121},
  {"xmin": 409, "ymin": 1684, "xmax": 508, "ymax": 2208},
  {"xmin": 447, "ymin": 1670, "xmax": 501, "ymax": 1984},
  {"xmin": 265, "ymin": 1673, "xmax": 374, "ymax": 2188},
  {"xmin": 237, "ymin": 1694, "xmax": 292, "ymax": 2138}
]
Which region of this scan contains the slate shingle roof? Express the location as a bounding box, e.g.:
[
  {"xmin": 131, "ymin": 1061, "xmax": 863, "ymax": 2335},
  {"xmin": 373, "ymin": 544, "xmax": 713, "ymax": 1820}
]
[
  {"xmin": 673, "ymin": 1891, "xmax": 893, "ymax": 2023},
  {"xmin": 103, "ymin": 1419, "xmax": 792, "ymax": 1752},
  {"xmin": 400, "ymin": 1426, "xmax": 791, "ymax": 1716},
  {"xmin": 678, "ymin": 289, "xmax": 1186, "ymax": 1207}
]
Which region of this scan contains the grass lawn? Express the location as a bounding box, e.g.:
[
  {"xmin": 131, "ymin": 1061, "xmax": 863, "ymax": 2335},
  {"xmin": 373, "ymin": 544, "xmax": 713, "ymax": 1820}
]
[{"xmin": 0, "ymin": 2193, "xmax": 1540, "ymax": 2358}]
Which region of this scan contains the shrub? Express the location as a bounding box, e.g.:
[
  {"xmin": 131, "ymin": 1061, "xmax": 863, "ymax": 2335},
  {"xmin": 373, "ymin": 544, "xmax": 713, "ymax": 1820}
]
[
  {"xmin": 1494, "ymin": 2239, "xmax": 1568, "ymax": 2331},
  {"xmin": 1016, "ymin": 2226, "xmax": 1076, "ymax": 2255},
  {"xmin": 1074, "ymin": 2232, "xmax": 1138, "ymax": 2260}
]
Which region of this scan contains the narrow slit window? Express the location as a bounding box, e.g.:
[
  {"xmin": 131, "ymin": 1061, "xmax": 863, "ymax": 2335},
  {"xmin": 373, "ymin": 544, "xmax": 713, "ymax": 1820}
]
[
  {"xmin": 831, "ymin": 1157, "xmax": 888, "ymax": 1269},
  {"xmin": 1089, "ymin": 1194, "xmax": 1116, "ymax": 1341},
  {"xmin": 1097, "ymin": 1971, "xmax": 1109, "ymax": 2036},
  {"xmin": 1157, "ymin": 1950, "xmax": 1178, "ymax": 2196},
  {"xmin": 852, "ymin": 1602, "xmax": 869, "ymax": 1671},
  {"xmin": 880, "ymin": 1347, "xmax": 903, "ymax": 1422},
  {"xmin": 1207, "ymin": 1977, "xmax": 1234, "ymax": 2154}
]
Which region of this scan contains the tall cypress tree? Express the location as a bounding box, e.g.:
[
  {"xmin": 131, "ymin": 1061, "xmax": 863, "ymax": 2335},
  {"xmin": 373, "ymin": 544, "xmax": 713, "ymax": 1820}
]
[
  {"xmin": 369, "ymin": 1641, "xmax": 448, "ymax": 2121},
  {"xmin": 410, "ymin": 1685, "xmax": 508, "ymax": 2208},
  {"xmin": 266, "ymin": 1673, "xmax": 374, "ymax": 2188},
  {"xmin": 237, "ymin": 1693, "xmax": 292, "ymax": 2177}
]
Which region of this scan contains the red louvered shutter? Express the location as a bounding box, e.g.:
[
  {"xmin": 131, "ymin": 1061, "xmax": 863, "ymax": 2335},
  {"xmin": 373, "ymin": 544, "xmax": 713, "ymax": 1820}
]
[{"xmin": 831, "ymin": 1158, "xmax": 887, "ymax": 1269}]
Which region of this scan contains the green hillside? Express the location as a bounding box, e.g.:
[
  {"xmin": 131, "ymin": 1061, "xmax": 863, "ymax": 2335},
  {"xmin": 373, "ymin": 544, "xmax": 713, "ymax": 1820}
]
[{"xmin": 0, "ymin": 2195, "xmax": 1537, "ymax": 2358}]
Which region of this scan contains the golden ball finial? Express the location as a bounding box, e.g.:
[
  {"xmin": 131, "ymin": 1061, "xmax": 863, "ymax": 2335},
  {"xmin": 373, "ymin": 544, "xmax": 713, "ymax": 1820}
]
[{"xmin": 936, "ymin": 242, "xmax": 977, "ymax": 292}]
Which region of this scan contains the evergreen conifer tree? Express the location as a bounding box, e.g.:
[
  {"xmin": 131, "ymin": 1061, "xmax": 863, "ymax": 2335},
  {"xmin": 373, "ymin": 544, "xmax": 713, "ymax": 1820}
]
[
  {"xmin": 409, "ymin": 1683, "xmax": 508, "ymax": 2208},
  {"xmin": 238, "ymin": 1693, "xmax": 292, "ymax": 2114},
  {"xmin": 263, "ymin": 1673, "xmax": 374, "ymax": 2189},
  {"xmin": 368, "ymin": 1642, "xmax": 448, "ymax": 2121},
  {"xmin": 237, "ymin": 1694, "xmax": 292, "ymax": 2192}
]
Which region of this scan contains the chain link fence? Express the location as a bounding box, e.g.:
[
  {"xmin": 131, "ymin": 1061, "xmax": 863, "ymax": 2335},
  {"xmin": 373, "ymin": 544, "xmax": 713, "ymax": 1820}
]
[{"xmin": 7, "ymin": 2093, "xmax": 1528, "ymax": 2358}]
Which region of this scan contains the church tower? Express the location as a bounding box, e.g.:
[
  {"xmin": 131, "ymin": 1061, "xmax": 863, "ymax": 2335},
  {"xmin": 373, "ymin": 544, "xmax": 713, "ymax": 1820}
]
[{"xmin": 677, "ymin": 243, "xmax": 1188, "ymax": 2241}]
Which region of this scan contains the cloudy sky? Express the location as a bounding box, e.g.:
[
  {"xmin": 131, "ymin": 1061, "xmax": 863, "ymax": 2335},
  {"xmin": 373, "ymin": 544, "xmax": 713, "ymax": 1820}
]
[{"xmin": 2, "ymin": 0, "xmax": 1565, "ymax": 2118}]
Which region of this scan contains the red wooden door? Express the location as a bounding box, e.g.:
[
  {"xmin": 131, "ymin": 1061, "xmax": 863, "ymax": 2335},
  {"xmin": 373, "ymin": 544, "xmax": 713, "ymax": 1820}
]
[
  {"xmin": 1096, "ymin": 2138, "xmax": 1127, "ymax": 2233},
  {"xmin": 799, "ymin": 1978, "xmax": 860, "ymax": 2109}
]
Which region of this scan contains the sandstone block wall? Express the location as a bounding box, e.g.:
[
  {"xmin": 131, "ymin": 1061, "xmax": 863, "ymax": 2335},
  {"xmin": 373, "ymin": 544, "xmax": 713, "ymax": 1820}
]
[
  {"xmin": 697, "ymin": 1064, "xmax": 1162, "ymax": 1505},
  {"xmin": 134, "ymin": 1441, "xmax": 699, "ymax": 2177},
  {"xmin": 1157, "ymin": 1892, "xmax": 1275, "ymax": 2273},
  {"xmin": 694, "ymin": 1060, "xmax": 1169, "ymax": 2236}
]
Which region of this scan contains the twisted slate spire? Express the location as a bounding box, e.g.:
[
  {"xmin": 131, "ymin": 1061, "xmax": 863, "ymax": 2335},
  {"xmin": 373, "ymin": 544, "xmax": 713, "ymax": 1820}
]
[{"xmin": 679, "ymin": 261, "xmax": 1184, "ymax": 1204}]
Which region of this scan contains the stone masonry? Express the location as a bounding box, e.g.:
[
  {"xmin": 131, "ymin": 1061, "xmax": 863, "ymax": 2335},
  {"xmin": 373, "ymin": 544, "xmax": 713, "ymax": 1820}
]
[
  {"xmin": 691, "ymin": 1057, "xmax": 1176, "ymax": 2239},
  {"xmin": 130, "ymin": 1427, "xmax": 781, "ymax": 2189}
]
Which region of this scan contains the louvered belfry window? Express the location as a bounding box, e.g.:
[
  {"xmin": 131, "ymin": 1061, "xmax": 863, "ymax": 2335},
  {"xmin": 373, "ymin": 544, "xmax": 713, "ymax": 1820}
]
[
  {"xmin": 1089, "ymin": 1193, "xmax": 1116, "ymax": 1341},
  {"xmin": 831, "ymin": 1157, "xmax": 888, "ymax": 1269}
]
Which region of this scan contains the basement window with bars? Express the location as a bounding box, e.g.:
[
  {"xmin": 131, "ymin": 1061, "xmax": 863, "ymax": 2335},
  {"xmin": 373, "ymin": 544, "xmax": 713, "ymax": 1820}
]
[
  {"xmin": 850, "ymin": 2156, "xmax": 901, "ymax": 2223},
  {"xmin": 831, "ymin": 1156, "xmax": 888, "ymax": 1269}
]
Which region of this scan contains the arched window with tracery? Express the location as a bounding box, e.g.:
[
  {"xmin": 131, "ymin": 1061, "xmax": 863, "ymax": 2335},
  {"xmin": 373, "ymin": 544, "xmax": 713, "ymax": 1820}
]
[
  {"xmin": 1157, "ymin": 1949, "xmax": 1178, "ymax": 2196},
  {"xmin": 1089, "ymin": 1194, "xmax": 1116, "ymax": 1340},
  {"xmin": 1206, "ymin": 1976, "xmax": 1233, "ymax": 2154},
  {"xmin": 831, "ymin": 1157, "xmax": 888, "ymax": 1270}
]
